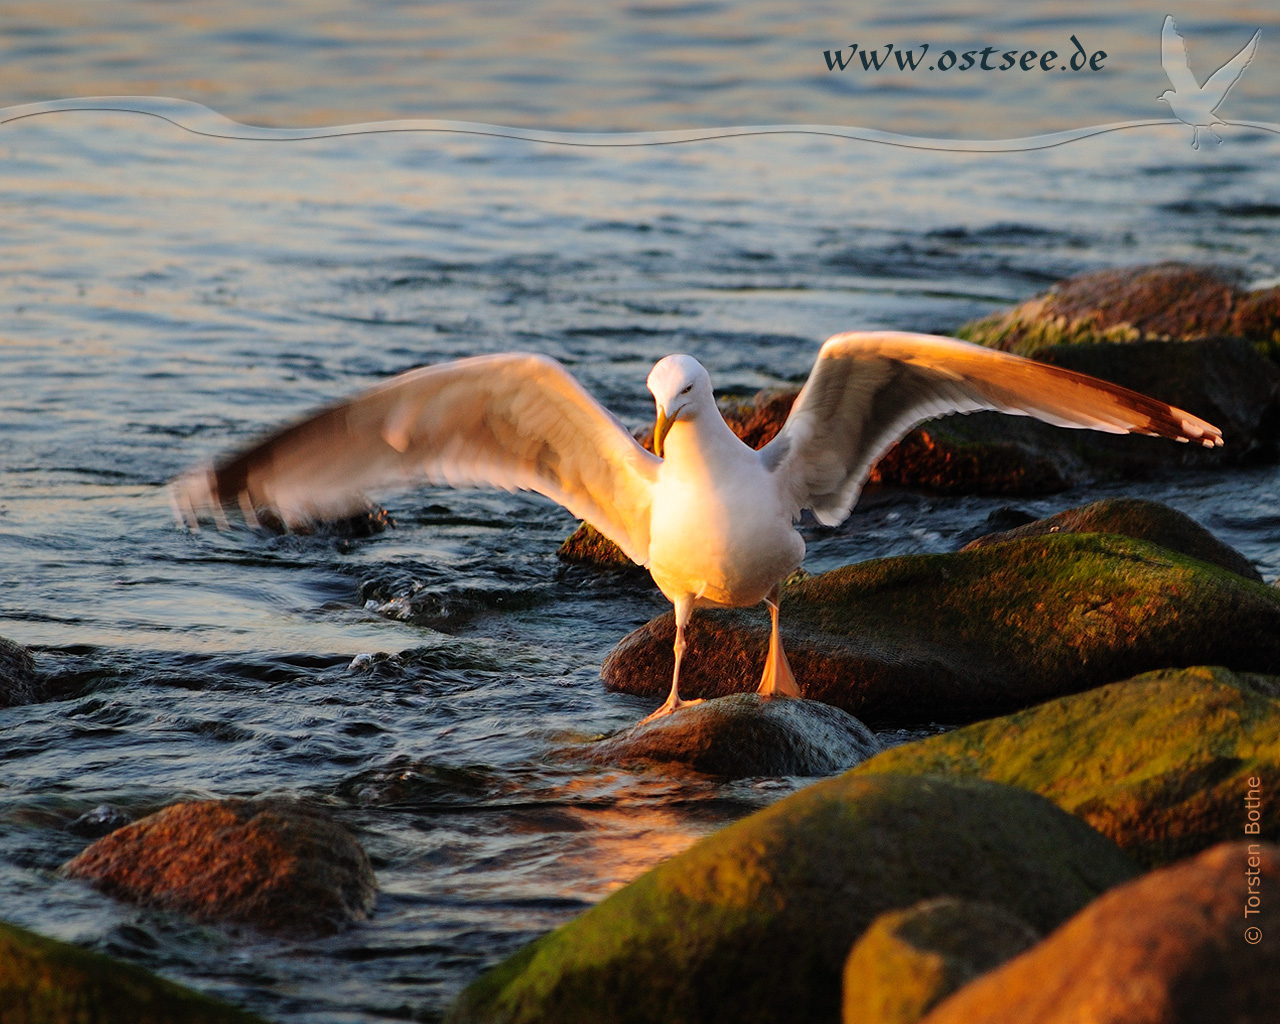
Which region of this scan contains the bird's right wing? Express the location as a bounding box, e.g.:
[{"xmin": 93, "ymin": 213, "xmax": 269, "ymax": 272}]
[
  {"xmin": 170, "ymin": 353, "xmax": 662, "ymax": 566},
  {"xmin": 1161, "ymin": 16, "xmax": 1200, "ymax": 93},
  {"xmin": 760, "ymin": 331, "xmax": 1223, "ymax": 528},
  {"xmin": 1203, "ymin": 28, "xmax": 1261, "ymax": 110}
]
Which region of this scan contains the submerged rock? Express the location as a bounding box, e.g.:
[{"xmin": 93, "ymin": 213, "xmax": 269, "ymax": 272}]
[
  {"xmin": 842, "ymin": 898, "xmax": 1040, "ymax": 1024},
  {"xmin": 961, "ymin": 497, "xmax": 1261, "ymax": 580},
  {"xmin": 604, "ymin": 533, "xmax": 1280, "ymax": 727},
  {"xmin": 447, "ymin": 773, "xmax": 1136, "ymax": 1024},
  {"xmin": 855, "ymin": 665, "xmax": 1280, "ymax": 867},
  {"xmin": 63, "ymin": 797, "xmax": 376, "ymax": 937},
  {"xmin": 584, "ymin": 693, "xmax": 881, "ymax": 777},
  {"xmin": 0, "ymin": 636, "xmax": 39, "ymax": 708},
  {"xmin": 65, "ymin": 804, "xmax": 135, "ymax": 840},
  {"xmin": 0, "ymin": 919, "xmax": 266, "ymax": 1023},
  {"xmin": 920, "ymin": 843, "xmax": 1280, "ymax": 1024}
]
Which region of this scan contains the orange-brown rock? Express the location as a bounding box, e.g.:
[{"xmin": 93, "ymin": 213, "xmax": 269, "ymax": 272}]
[
  {"xmin": 63, "ymin": 798, "xmax": 376, "ymax": 936},
  {"xmin": 920, "ymin": 842, "xmax": 1279, "ymax": 1024}
]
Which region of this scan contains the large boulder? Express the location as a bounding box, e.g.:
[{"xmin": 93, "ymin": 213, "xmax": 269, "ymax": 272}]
[
  {"xmin": 957, "ymin": 263, "xmax": 1280, "ymax": 356},
  {"xmin": 855, "ymin": 665, "xmax": 1279, "ymax": 867},
  {"xmin": 63, "ymin": 798, "xmax": 376, "ymax": 937},
  {"xmin": 583, "ymin": 693, "xmax": 881, "ymax": 777},
  {"xmin": 841, "ymin": 898, "xmax": 1040, "ymax": 1024},
  {"xmin": 447, "ymin": 773, "xmax": 1137, "ymax": 1024},
  {"xmin": 0, "ymin": 919, "xmax": 266, "ymax": 1024},
  {"xmin": 603, "ymin": 534, "xmax": 1280, "ymax": 727},
  {"xmin": 961, "ymin": 497, "xmax": 1261, "ymax": 580},
  {"xmin": 920, "ymin": 843, "xmax": 1280, "ymax": 1024}
]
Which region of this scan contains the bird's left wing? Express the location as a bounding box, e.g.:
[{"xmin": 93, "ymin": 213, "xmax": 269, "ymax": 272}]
[
  {"xmin": 170, "ymin": 353, "xmax": 662, "ymax": 565},
  {"xmin": 1203, "ymin": 28, "xmax": 1261, "ymax": 109},
  {"xmin": 760, "ymin": 331, "xmax": 1222, "ymax": 527},
  {"xmin": 1161, "ymin": 16, "xmax": 1200, "ymax": 93}
]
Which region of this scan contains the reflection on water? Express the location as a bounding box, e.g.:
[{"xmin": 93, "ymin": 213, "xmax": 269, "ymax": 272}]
[{"xmin": 2, "ymin": 4, "xmax": 1280, "ymax": 1021}]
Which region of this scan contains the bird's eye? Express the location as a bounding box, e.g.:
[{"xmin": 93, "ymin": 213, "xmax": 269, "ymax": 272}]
[{"xmin": 681, "ymin": 384, "xmax": 693, "ymax": 394}]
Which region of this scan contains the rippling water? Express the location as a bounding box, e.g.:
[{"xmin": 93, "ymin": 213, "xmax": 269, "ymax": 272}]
[{"xmin": 3, "ymin": 4, "xmax": 1280, "ymax": 1022}]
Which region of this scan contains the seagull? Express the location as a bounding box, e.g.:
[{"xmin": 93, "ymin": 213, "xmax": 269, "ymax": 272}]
[
  {"xmin": 1159, "ymin": 15, "xmax": 1260, "ymax": 150},
  {"xmin": 171, "ymin": 331, "xmax": 1223, "ymax": 722}
]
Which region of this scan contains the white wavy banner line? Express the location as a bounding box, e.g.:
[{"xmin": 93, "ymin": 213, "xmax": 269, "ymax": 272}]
[{"xmin": 3, "ymin": 96, "xmax": 1279, "ymax": 153}]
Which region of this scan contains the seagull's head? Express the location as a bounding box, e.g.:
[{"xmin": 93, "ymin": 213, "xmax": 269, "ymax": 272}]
[
  {"xmin": 1157, "ymin": 90, "xmax": 1174, "ymax": 105},
  {"xmin": 647, "ymin": 354, "xmax": 713, "ymax": 458}
]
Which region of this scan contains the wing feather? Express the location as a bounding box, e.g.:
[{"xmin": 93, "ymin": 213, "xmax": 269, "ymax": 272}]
[
  {"xmin": 170, "ymin": 353, "xmax": 661, "ymax": 565},
  {"xmin": 761, "ymin": 331, "xmax": 1223, "ymax": 527},
  {"xmin": 1203, "ymin": 29, "xmax": 1261, "ymax": 109},
  {"xmin": 1162, "ymin": 16, "xmax": 1200, "ymax": 93}
]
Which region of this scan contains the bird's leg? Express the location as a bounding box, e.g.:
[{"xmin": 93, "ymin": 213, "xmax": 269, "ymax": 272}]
[
  {"xmin": 758, "ymin": 583, "xmax": 800, "ymax": 698},
  {"xmin": 640, "ymin": 594, "xmax": 703, "ymax": 723}
]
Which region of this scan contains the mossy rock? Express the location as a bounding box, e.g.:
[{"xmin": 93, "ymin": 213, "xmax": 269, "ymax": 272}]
[
  {"xmin": 920, "ymin": 843, "xmax": 1280, "ymax": 1024},
  {"xmin": 63, "ymin": 797, "xmax": 377, "ymax": 936},
  {"xmin": 603, "ymin": 533, "xmax": 1280, "ymax": 727},
  {"xmin": 447, "ymin": 773, "xmax": 1135, "ymax": 1024},
  {"xmin": 855, "ymin": 665, "xmax": 1280, "ymax": 867},
  {"xmin": 961, "ymin": 497, "xmax": 1261, "ymax": 580},
  {"xmin": 841, "ymin": 898, "xmax": 1040, "ymax": 1024},
  {"xmin": 583, "ymin": 693, "xmax": 881, "ymax": 778},
  {"xmin": 955, "ymin": 263, "xmax": 1275, "ymax": 356},
  {"xmin": 0, "ymin": 919, "xmax": 266, "ymax": 1024}
]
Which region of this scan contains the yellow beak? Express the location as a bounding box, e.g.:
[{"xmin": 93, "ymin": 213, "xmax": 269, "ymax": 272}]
[{"xmin": 653, "ymin": 406, "xmax": 672, "ymax": 459}]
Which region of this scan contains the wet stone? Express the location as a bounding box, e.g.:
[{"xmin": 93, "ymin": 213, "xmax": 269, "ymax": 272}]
[
  {"xmin": 62, "ymin": 797, "xmax": 376, "ymax": 937},
  {"xmin": 584, "ymin": 693, "xmax": 882, "ymax": 778},
  {"xmin": 842, "ymin": 897, "xmax": 1040, "ymax": 1024},
  {"xmin": 65, "ymin": 804, "xmax": 135, "ymax": 840},
  {"xmin": 855, "ymin": 665, "xmax": 1280, "ymax": 868},
  {"xmin": 961, "ymin": 497, "xmax": 1262, "ymax": 581},
  {"xmin": 0, "ymin": 918, "xmax": 267, "ymax": 1024},
  {"xmin": 0, "ymin": 636, "xmax": 39, "ymax": 708},
  {"xmin": 447, "ymin": 773, "xmax": 1136, "ymax": 1024},
  {"xmin": 920, "ymin": 843, "xmax": 1280, "ymax": 1024},
  {"xmin": 604, "ymin": 533, "xmax": 1280, "ymax": 728}
]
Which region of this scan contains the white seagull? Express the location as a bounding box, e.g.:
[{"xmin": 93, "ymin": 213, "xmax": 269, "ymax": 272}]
[
  {"xmin": 1159, "ymin": 15, "xmax": 1260, "ymax": 150},
  {"xmin": 171, "ymin": 331, "xmax": 1223, "ymax": 722}
]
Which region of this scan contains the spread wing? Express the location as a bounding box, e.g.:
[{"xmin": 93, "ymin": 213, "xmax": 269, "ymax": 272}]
[
  {"xmin": 760, "ymin": 331, "xmax": 1223, "ymax": 527},
  {"xmin": 170, "ymin": 352, "xmax": 662, "ymax": 565},
  {"xmin": 1203, "ymin": 28, "xmax": 1260, "ymax": 110},
  {"xmin": 1161, "ymin": 16, "xmax": 1200, "ymax": 93}
]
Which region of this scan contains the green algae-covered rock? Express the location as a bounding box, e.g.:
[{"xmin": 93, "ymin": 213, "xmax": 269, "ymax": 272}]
[
  {"xmin": 855, "ymin": 665, "xmax": 1280, "ymax": 867},
  {"xmin": 603, "ymin": 534, "xmax": 1280, "ymax": 727},
  {"xmin": 919, "ymin": 843, "xmax": 1280, "ymax": 1024},
  {"xmin": 0, "ymin": 920, "xmax": 266, "ymax": 1024},
  {"xmin": 955, "ymin": 263, "xmax": 1266, "ymax": 356},
  {"xmin": 447, "ymin": 773, "xmax": 1136, "ymax": 1024},
  {"xmin": 841, "ymin": 898, "xmax": 1040, "ymax": 1024},
  {"xmin": 584, "ymin": 693, "xmax": 881, "ymax": 778},
  {"xmin": 961, "ymin": 497, "xmax": 1261, "ymax": 581}
]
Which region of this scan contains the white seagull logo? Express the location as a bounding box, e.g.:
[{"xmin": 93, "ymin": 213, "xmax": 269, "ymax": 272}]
[{"xmin": 1159, "ymin": 15, "xmax": 1261, "ymax": 149}]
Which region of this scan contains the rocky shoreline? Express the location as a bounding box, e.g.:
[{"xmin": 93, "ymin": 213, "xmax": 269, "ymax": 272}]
[{"xmin": 5, "ymin": 263, "xmax": 1280, "ymax": 1022}]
